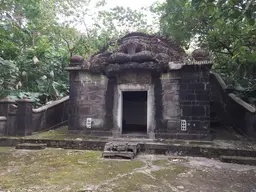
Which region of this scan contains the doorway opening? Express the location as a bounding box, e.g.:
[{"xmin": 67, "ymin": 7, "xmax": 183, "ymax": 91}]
[{"xmin": 122, "ymin": 91, "xmax": 147, "ymax": 134}]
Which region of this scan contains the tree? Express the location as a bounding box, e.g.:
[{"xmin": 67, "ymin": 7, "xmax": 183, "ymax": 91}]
[
  {"xmin": 0, "ymin": 0, "xmax": 155, "ymax": 105},
  {"xmin": 156, "ymin": 0, "xmax": 255, "ymax": 95}
]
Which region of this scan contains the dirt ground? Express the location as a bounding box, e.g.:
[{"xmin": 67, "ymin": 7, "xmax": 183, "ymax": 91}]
[{"xmin": 0, "ymin": 147, "xmax": 255, "ymax": 192}]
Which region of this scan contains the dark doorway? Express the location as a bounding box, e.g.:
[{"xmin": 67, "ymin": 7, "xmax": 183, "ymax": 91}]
[{"xmin": 122, "ymin": 91, "xmax": 147, "ymax": 134}]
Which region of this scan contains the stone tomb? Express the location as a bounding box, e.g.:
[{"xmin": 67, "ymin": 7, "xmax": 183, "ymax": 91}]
[{"xmin": 66, "ymin": 32, "xmax": 212, "ymax": 140}]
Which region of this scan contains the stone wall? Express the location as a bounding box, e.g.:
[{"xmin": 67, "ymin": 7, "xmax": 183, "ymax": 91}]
[
  {"xmin": 179, "ymin": 65, "xmax": 210, "ymax": 136},
  {"xmin": 68, "ymin": 71, "xmax": 110, "ymax": 135},
  {"xmin": 210, "ymin": 72, "xmax": 256, "ymax": 138},
  {"xmin": 0, "ymin": 97, "xmax": 69, "ymax": 136},
  {"xmin": 32, "ymin": 96, "xmax": 69, "ymax": 132},
  {"xmin": 0, "ymin": 100, "xmax": 17, "ymax": 136},
  {"xmin": 159, "ymin": 65, "xmax": 211, "ymax": 139},
  {"xmin": 160, "ymin": 71, "xmax": 181, "ymax": 134},
  {"xmin": 0, "ymin": 116, "xmax": 7, "ymax": 136}
]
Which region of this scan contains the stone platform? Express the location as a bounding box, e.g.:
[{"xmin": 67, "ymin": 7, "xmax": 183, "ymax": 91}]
[
  {"xmin": 16, "ymin": 143, "xmax": 47, "ymax": 150},
  {"xmin": 102, "ymin": 142, "xmax": 140, "ymax": 159}
]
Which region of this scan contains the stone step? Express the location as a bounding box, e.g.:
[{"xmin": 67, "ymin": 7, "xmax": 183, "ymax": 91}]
[
  {"xmin": 102, "ymin": 142, "xmax": 140, "ymax": 159},
  {"xmin": 16, "ymin": 143, "xmax": 47, "ymax": 150},
  {"xmin": 220, "ymin": 155, "xmax": 256, "ymax": 166}
]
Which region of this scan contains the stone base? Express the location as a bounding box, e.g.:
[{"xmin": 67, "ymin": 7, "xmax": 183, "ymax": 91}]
[
  {"xmin": 102, "ymin": 151, "xmax": 135, "ymax": 159},
  {"xmin": 155, "ymin": 133, "xmax": 212, "ymax": 140},
  {"xmin": 102, "ymin": 142, "xmax": 140, "ymax": 159},
  {"xmin": 16, "ymin": 143, "xmax": 47, "ymax": 150},
  {"xmin": 220, "ymin": 155, "xmax": 256, "ymax": 166},
  {"xmin": 68, "ymin": 130, "xmax": 112, "ymax": 137}
]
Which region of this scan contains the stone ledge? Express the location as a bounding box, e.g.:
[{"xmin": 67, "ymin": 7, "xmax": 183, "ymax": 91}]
[
  {"xmin": 0, "ymin": 116, "xmax": 7, "ymax": 121},
  {"xmin": 16, "ymin": 143, "xmax": 47, "ymax": 150},
  {"xmin": 1, "ymin": 138, "xmax": 256, "ymax": 159},
  {"xmin": 33, "ymin": 96, "xmax": 69, "ymax": 113},
  {"xmin": 220, "ymin": 155, "xmax": 256, "ymax": 166},
  {"xmin": 0, "ymin": 98, "xmax": 16, "ymax": 104},
  {"xmin": 155, "ymin": 133, "xmax": 211, "ymax": 140},
  {"xmin": 69, "ymin": 130, "xmax": 113, "ymax": 137},
  {"xmin": 210, "ymin": 72, "xmax": 227, "ymax": 90},
  {"xmin": 229, "ymin": 93, "xmax": 256, "ymax": 113}
]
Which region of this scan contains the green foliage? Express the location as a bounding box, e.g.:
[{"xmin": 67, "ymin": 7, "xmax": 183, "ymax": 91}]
[
  {"xmin": 0, "ymin": 57, "xmax": 19, "ymax": 98},
  {"xmin": 0, "ymin": 0, "xmax": 154, "ymax": 106},
  {"xmin": 157, "ymin": 0, "xmax": 256, "ymax": 105}
]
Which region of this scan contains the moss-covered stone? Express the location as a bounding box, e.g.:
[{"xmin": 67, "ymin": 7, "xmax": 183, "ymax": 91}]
[
  {"xmin": 23, "ymin": 126, "xmax": 100, "ymax": 140},
  {"xmin": 0, "ymin": 148, "xmax": 144, "ymax": 191}
]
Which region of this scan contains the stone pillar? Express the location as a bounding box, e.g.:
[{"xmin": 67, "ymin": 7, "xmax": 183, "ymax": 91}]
[
  {"xmin": 179, "ymin": 65, "xmax": 211, "ymax": 138},
  {"xmin": 0, "ymin": 98, "xmax": 16, "ymax": 117},
  {"xmin": 0, "ymin": 116, "xmax": 7, "ymax": 136},
  {"xmin": 0, "ymin": 98, "xmax": 16, "ymax": 135},
  {"xmin": 69, "ymin": 71, "xmax": 108, "ymax": 133},
  {"xmin": 16, "ymin": 99, "xmax": 34, "ymax": 136},
  {"xmin": 160, "ymin": 71, "xmax": 181, "ymax": 133}
]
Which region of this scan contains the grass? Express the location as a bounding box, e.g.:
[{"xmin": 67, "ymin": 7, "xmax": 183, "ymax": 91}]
[
  {"xmin": 24, "ymin": 126, "xmax": 100, "ymax": 140},
  {"xmin": 0, "ymin": 148, "xmax": 144, "ymax": 191},
  {"xmin": 0, "ymin": 147, "xmax": 254, "ymax": 192},
  {"xmin": 0, "ymin": 126, "xmax": 101, "ymax": 140},
  {"xmin": 152, "ymin": 159, "xmax": 169, "ymax": 167}
]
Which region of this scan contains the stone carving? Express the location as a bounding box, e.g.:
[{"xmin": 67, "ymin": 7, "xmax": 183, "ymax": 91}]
[
  {"xmin": 102, "ymin": 142, "xmax": 140, "ymax": 159},
  {"xmin": 86, "ymin": 32, "xmax": 186, "ymax": 75},
  {"xmin": 191, "ymin": 48, "xmax": 211, "ymax": 61}
]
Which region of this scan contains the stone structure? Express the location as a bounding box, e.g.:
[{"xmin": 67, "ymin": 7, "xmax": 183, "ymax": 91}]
[
  {"xmin": 102, "ymin": 142, "xmax": 140, "ymax": 159},
  {"xmin": 67, "ymin": 32, "xmax": 213, "ymax": 139},
  {"xmin": 0, "ymin": 97, "xmax": 69, "ymax": 136},
  {"xmin": 0, "ymin": 34, "xmax": 255, "ymax": 139}
]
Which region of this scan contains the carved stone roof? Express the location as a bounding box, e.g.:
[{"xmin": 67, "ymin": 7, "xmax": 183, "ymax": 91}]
[
  {"xmin": 68, "ymin": 32, "xmax": 213, "ymax": 75},
  {"xmin": 86, "ymin": 32, "xmax": 186, "ymax": 75}
]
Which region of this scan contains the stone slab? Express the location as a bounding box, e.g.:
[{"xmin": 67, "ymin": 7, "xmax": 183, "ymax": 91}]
[
  {"xmin": 102, "ymin": 142, "xmax": 140, "ymax": 159},
  {"xmin": 16, "ymin": 143, "xmax": 47, "ymax": 150},
  {"xmin": 102, "ymin": 151, "xmax": 135, "ymax": 159},
  {"xmin": 220, "ymin": 155, "xmax": 256, "ymax": 166}
]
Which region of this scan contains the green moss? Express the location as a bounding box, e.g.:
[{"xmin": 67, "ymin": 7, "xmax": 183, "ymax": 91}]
[
  {"xmin": 100, "ymin": 164, "xmax": 188, "ymax": 192},
  {"xmin": 168, "ymin": 157, "xmax": 189, "ymax": 163},
  {"xmin": 25, "ymin": 126, "xmax": 69, "ymax": 139},
  {"xmin": 152, "ymin": 159, "xmax": 169, "ymax": 167},
  {"xmin": 152, "ymin": 164, "xmax": 187, "ymax": 179},
  {"xmin": 0, "ymin": 147, "xmax": 15, "ymax": 153},
  {"xmin": 100, "ymin": 172, "xmax": 158, "ymax": 192},
  {"xmin": 0, "ymin": 149, "xmax": 144, "ymax": 191},
  {"xmin": 23, "ymin": 126, "xmax": 101, "ymax": 140}
]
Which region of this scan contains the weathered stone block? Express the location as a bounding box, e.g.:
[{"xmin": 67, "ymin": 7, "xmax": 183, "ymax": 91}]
[
  {"xmin": 180, "ymin": 92, "xmax": 196, "ymax": 101},
  {"xmin": 182, "ymin": 106, "xmax": 205, "ymax": 117},
  {"xmin": 195, "ymin": 91, "xmax": 209, "ymax": 101},
  {"xmin": 163, "ymin": 94, "xmax": 179, "ymax": 102},
  {"xmin": 166, "ymin": 120, "xmax": 180, "ymax": 131},
  {"xmin": 0, "ymin": 116, "xmax": 7, "ymax": 136},
  {"xmin": 187, "ymin": 83, "xmax": 205, "ymax": 90},
  {"xmin": 164, "ymin": 102, "xmax": 181, "ymax": 118}
]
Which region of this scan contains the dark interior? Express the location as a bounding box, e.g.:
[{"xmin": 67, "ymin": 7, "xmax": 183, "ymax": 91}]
[{"xmin": 122, "ymin": 91, "xmax": 147, "ymax": 134}]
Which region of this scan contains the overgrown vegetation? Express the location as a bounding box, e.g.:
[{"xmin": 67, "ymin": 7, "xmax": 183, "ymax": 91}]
[
  {"xmin": 0, "ymin": 0, "xmax": 154, "ymax": 106},
  {"xmin": 0, "ymin": 0, "xmax": 255, "ymax": 106},
  {"xmin": 154, "ymin": 0, "xmax": 256, "ymax": 105}
]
